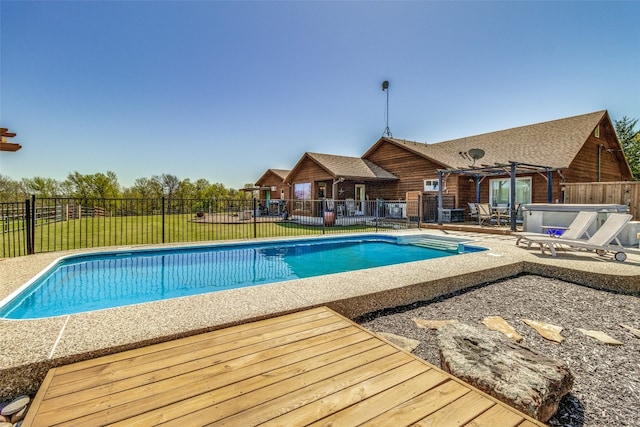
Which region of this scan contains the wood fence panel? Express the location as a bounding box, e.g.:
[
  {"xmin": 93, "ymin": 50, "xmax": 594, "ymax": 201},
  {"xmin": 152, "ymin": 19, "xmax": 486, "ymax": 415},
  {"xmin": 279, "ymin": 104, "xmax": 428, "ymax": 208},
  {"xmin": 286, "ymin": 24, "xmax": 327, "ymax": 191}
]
[{"xmin": 564, "ymin": 182, "xmax": 640, "ymax": 220}]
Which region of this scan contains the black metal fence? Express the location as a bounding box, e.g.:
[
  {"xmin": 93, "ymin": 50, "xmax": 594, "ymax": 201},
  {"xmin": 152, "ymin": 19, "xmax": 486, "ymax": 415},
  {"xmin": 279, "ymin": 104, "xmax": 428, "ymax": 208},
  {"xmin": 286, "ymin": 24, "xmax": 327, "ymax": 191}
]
[{"xmin": 0, "ymin": 196, "xmax": 455, "ymax": 258}]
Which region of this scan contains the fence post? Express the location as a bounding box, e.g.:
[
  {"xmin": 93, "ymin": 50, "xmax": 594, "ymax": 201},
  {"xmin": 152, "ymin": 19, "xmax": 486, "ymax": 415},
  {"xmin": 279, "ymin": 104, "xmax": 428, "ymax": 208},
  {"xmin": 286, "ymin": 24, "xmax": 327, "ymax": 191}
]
[
  {"xmin": 417, "ymin": 193, "xmax": 422, "ymax": 228},
  {"xmin": 253, "ymin": 197, "xmax": 257, "ymax": 239},
  {"xmin": 24, "ymin": 195, "xmax": 36, "ymax": 255},
  {"xmin": 25, "ymin": 197, "xmax": 32, "ymax": 255},
  {"xmin": 162, "ymin": 196, "xmax": 165, "ymax": 244},
  {"xmin": 31, "ymin": 195, "xmax": 36, "ymax": 253}
]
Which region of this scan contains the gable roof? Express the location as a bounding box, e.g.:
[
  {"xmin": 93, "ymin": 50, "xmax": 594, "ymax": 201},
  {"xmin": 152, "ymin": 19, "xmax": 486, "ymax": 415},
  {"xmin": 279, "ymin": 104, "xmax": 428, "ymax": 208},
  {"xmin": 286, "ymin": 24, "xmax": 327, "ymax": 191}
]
[
  {"xmin": 255, "ymin": 168, "xmax": 291, "ymax": 186},
  {"xmin": 365, "ymin": 110, "xmax": 610, "ymax": 170},
  {"xmin": 286, "ymin": 152, "xmax": 397, "ymax": 182}
]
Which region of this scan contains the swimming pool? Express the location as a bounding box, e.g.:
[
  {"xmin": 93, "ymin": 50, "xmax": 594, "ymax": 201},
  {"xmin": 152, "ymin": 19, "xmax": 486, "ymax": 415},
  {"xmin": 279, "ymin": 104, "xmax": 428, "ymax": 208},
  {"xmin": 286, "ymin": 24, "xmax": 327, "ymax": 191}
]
[{"xmin": 0, "ymin": 234, "xmax": 482, "ymax": 319}]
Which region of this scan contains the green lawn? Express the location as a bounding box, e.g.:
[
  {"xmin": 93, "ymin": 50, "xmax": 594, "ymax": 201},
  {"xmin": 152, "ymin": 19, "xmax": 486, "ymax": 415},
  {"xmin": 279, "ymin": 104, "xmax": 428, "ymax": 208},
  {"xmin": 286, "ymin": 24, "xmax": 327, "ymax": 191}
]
[{"xmin": 1, "ymin": 214, "xmax": 380, "ymax": 257}]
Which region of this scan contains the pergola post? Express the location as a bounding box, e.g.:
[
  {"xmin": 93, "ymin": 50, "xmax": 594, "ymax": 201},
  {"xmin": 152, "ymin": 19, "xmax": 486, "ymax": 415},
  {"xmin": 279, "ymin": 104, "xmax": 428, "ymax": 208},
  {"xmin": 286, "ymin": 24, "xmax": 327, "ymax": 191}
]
[
  {"xmin": 437, "ymin": 171, "xmax": 444, "ymax": 225},
  {"xmin": 510, "ymin": 162, "xmax": 517, "ymax": 231},
  {"xmin": 547, "ymin": 169, "xmax": 553, "ymax": 203}
]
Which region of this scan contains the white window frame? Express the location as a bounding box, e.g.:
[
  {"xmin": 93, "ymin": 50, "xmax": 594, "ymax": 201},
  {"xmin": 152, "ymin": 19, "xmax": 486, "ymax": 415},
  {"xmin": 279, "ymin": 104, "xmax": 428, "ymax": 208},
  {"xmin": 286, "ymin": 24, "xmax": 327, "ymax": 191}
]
[
  {"xmin": 489, "ymin": 177, "xmax": 532, "ymax": 206},
  {"xmin": 423, "ymin": 179, "xmax": 439, "ymax": 192}
]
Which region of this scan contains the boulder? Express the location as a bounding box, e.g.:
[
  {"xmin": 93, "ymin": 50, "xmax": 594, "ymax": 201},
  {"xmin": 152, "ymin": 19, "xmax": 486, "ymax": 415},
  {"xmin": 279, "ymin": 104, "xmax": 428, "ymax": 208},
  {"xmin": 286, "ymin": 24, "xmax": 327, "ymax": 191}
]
[{"xmin": 437, "ymin": 322, "xmax": 573, "ymax": 422}]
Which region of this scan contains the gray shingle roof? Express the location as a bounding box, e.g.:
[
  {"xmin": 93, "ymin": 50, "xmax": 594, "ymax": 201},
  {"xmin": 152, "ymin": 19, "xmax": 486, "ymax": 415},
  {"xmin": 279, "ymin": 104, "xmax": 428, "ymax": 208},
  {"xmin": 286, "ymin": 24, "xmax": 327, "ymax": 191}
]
[
  {"xmin": 269, "ymin": 169, "xmax": 290, "ymax": 180},
  {"xmin": 385, "ymin": 110, "xmax": 607, "ymax": 169},
  {"xmin": 255, "ymin": 168, "xmax": 291, "ymax": 185},
  {"xmin": 305, "ymin": 152, "xmax": 397, "ymax": 180}
]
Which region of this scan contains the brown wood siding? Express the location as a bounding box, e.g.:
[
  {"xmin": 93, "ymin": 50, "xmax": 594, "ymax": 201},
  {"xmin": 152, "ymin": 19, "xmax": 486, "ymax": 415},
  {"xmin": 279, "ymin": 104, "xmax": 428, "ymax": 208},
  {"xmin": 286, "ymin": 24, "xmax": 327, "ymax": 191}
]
[
  {"xmin": 565, "ymin": 119, "xmax": 632, "ymax": 183},
  {"xmin": 257, "ymin": 171, "xmax": 288, "ymax": 200},
  {"xmin": 287, "ymin": 158, "xmax": 334, "ymax": 215},
  {"xmin": 365, "ymin": 142, "xmax": 457, "ymax": 201},
  {"xmin": 288, "ymin": 158, "xmax": 333, "ymax": 189}
]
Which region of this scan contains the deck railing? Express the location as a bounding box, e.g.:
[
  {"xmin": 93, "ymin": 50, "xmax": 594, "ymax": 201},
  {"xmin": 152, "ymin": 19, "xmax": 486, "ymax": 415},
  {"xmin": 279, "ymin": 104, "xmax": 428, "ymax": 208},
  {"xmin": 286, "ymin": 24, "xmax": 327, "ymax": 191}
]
[{"xmin": 0, "ymin": 197, "xmax": 436, "ymax": 258}]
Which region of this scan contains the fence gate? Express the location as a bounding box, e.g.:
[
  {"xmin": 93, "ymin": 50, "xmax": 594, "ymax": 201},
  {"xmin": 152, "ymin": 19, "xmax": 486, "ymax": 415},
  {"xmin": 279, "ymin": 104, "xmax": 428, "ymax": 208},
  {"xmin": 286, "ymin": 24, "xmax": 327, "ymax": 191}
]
[{"xmin": 422, "ymin": 194, "xmax": 456, "ymax": 222}]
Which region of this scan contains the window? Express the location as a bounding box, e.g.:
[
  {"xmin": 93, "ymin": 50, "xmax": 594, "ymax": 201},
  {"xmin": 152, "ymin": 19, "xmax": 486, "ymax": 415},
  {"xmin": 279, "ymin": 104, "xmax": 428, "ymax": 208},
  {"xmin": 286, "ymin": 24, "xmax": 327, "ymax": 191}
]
[
  {"xmin": 489, "ymin": 177, "xmax": 531, "ymax": 207},
  {"xmin": 424, "ymin": 179, "xmax": 439, "ymax": 192},
  {"xmin": 293, "ymin": 182, "xmax": 312, "ymax": 213},
  {"xmin": 294, "ymin": 182, "xmax": 311, "ymax": 200}
]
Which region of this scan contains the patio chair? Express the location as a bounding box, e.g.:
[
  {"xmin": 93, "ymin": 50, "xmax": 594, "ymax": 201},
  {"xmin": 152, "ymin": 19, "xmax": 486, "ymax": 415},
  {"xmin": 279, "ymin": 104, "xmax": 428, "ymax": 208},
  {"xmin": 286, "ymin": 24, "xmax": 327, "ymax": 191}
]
[
  {"xmin": 523, "ymin": 213, "xmax": 632, "ymax": 261},
  {"xmin": 514, "ymin": 210, "xmax": 598, "ymax": 248},
  {"xmin": 477, "ymin": 203, "xmax": 496, "ymax": 226},
  {"xmin": 468, "ymin": 203, "xmax": 478, "ymax": 221},
  {"xmin": 345, "ymin": 199, "xmax": 356, "ymax": 216}
]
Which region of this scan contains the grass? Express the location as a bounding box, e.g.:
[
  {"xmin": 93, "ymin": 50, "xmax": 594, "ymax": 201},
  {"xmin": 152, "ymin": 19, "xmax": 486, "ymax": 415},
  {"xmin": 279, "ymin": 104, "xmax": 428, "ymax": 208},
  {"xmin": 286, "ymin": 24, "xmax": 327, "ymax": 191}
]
[{"xmin": 1, "ymin": 214, "xmax": 381, "ymax": 257}]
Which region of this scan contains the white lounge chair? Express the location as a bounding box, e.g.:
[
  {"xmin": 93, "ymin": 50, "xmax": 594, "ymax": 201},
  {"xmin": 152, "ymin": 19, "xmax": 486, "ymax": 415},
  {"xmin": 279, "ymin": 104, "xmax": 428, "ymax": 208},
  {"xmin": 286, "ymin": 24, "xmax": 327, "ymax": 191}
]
[
  {"xmin": 524, "ymin": 213, "xmax": 632, "ymax": 261},
  {"xmin": 513, "ymin": 211, "xmax": 598, "ymax": 248}
]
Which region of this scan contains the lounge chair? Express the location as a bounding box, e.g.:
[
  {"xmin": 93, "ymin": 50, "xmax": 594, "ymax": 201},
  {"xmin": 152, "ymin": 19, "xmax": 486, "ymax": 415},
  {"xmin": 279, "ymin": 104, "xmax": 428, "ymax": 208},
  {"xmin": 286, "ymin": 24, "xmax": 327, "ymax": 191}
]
[
  {"xmin": 514, "ymin": 211, "xmax": 598, "ymax": 248},
  {"xmin": 523, "ymin": 213, "xmax": 632, "ymax": 261}
]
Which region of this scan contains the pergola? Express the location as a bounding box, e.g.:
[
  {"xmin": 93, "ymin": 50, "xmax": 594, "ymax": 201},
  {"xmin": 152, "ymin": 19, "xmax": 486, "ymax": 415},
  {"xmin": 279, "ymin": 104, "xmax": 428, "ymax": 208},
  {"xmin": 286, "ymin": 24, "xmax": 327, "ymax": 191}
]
[
  {"xmin": 436, "ymin": 161, "xmax": 565, "ymax": 231},
  {"xmin": 0, "ymin": 128, "xmax": 22, "ymax": 152}
]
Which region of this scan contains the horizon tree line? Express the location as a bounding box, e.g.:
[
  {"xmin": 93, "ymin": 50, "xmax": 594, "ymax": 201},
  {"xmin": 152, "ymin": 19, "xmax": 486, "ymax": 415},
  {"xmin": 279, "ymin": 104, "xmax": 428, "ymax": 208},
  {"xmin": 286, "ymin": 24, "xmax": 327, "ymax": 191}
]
[{"xmin": 0, "ymin": 172, "xmax": 254, "ymax": 203}]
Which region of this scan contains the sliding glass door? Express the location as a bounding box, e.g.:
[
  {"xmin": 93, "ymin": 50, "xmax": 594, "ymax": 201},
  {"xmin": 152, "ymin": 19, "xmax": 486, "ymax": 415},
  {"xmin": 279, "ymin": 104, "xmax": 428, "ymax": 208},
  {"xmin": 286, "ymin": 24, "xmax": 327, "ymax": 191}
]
[{"xmin": 489, "ymin": 177, "xmax": 531, "ymax": 207}]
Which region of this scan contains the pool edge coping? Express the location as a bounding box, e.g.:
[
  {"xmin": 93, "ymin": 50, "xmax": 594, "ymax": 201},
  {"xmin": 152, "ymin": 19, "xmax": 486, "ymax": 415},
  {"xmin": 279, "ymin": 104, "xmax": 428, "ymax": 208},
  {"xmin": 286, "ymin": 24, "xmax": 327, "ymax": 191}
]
[{"xmin": 1, "ymin": 230, "xmax": 639, "ymax": 401}]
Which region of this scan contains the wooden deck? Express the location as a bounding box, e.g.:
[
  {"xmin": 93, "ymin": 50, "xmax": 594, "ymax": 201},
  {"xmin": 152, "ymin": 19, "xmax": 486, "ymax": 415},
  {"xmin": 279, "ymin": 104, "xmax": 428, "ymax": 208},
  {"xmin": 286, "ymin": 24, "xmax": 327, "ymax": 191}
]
[{"xmin": 23, "ymin": 307, "xmax": 544, "ymax": 426}]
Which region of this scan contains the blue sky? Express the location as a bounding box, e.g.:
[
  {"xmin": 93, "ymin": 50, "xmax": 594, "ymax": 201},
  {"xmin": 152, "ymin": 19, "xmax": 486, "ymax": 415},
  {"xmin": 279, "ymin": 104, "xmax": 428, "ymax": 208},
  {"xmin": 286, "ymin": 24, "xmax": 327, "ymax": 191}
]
[{"xmin": 1, "ymin": 1, "xmax": 639, "ymax": 190}]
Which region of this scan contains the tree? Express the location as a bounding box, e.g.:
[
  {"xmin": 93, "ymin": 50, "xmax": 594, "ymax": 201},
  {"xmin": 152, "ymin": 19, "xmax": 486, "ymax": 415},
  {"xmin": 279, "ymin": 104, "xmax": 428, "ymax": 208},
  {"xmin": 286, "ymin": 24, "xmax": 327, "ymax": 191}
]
[
  {"xmin": 64, "ymin": 171, "xmax": 121, "ymax": 198},
  {"xmin": 0, "ymin": 174, "xmax": 25, "ymax": 202},
  {"xmin": 152, "ymin": 174, "xmax": 180, "ymax": 198},
  {"xmin": 615, "ymin": 116, "xmax": 640, "ymax": 181},
  {"xmin": 22, "ymin": 177, "xmax": 63, "ymax": 198},
  {"xmin": 126, "ymin": 177, "xmax": 163, "ymax": 198}
]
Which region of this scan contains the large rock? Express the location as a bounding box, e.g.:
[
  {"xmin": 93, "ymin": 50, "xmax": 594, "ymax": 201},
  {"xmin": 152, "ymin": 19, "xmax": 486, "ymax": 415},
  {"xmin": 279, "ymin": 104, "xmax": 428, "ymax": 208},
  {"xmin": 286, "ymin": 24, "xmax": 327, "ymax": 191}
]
[{"xmin": 437, "ymin": 322, "xmax": 573, "ymax": 422}]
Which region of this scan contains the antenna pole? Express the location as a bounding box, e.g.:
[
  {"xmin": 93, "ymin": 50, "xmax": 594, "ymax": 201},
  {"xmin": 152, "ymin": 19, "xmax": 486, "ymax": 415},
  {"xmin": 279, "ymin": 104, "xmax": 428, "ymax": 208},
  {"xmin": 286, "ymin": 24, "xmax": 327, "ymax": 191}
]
[{"xmin": 382, "ymin": 81, "xmax": 392, "ymax": 138}]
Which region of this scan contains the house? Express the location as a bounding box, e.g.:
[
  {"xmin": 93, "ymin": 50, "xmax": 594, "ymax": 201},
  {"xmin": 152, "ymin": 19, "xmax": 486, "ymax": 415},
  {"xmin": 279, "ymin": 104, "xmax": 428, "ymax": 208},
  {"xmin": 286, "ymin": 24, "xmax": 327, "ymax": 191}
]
[
  {"xmin": 258, "ymin": 110, "xmax": 633, "ymax": 220},
  {"xmin": 281, "ymin": 152, "xmax": 397, "ymax": 217},
  {"xmin": 253, "ymin": 169, "xmax": 290, "ymax": 215}
]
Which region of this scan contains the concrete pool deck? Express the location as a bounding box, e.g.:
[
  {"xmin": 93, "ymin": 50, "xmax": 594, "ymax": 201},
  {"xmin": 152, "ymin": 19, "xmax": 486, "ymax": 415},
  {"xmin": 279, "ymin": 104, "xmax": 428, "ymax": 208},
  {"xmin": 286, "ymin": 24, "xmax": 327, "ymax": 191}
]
[{"xmin": 1, "ymin": 229, "xmax": 639, "ymax": 400}]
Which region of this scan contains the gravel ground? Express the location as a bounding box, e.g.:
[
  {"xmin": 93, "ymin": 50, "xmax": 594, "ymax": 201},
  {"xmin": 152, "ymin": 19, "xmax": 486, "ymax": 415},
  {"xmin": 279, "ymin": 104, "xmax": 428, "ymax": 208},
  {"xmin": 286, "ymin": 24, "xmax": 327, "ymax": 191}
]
[{"xmin": 356, "ymin": 274, "xmax": 640, "ymax": 427}]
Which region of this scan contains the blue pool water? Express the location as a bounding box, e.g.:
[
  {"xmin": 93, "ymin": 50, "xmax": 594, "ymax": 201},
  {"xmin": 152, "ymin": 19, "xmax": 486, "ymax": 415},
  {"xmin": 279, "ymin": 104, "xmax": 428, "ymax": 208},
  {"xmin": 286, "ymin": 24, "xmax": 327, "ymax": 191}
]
[{"xmin": 0, "ymin": 235, "xmax": 482, "ymax": 319}]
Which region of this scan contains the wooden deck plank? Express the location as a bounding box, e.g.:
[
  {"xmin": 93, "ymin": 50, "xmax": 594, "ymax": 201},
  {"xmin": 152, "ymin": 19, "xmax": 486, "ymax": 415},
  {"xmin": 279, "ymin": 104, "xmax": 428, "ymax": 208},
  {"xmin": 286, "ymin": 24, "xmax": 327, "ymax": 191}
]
[
  {"xmin": 36, "ymin": 329, "xmax": 378, "ymax": 426},
  {"xmin": 108, "ymin": 335, "xmax": 387, "ymax": 427},
  {"xmin": 466, "ymin": 404, "xmax": 527, "ymax": 427},
  {"xmin": 519, "ymin": 421, "xmax": 545, "ymax": 427},
  {"xmin": 156, "ymin": 348, "xmax": 408, "ymax": 426},
  {"xmin": 214, "ymin": 359, "xmax": 427, "ymax": 426},
  {"xmin": 259, "ymin": 361, "xmax": 433, "ymax": 426},
  {"xmin": 306, "ymin": 369, "xmax": 450, "ymax": 427},
  {"xmin": 359, "ymin": 379, "xmax": 471, "ymax": 426},
  {"xmin": 23, "ymin": 307, "xmax": 546, "ymax": 427},
  {"xmin": 50, "ymin": 309, "xmax": 341, "ymax": 387},
  {"xmin": 42, "ymin": 318, "xmax": 355, "ymax": 404},
  {"xmin": 413, "ymin": 392, "xmax": 496, "ymax": 426}
]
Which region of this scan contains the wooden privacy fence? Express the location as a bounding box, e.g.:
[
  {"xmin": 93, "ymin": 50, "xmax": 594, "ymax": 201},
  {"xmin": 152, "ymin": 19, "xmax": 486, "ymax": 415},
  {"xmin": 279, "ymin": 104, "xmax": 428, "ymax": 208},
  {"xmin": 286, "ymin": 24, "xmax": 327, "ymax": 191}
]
[{"xmin": 564, "ymin": 182, "xmax": 640, "ymax": 220}]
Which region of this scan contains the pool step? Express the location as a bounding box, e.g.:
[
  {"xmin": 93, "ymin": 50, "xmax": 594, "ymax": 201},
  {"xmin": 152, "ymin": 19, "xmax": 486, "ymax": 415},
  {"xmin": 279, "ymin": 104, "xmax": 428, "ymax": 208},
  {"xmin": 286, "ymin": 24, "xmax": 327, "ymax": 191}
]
[{"xmin": 410, "ymin": 239, "xmax": 462, "ymax": 253}]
